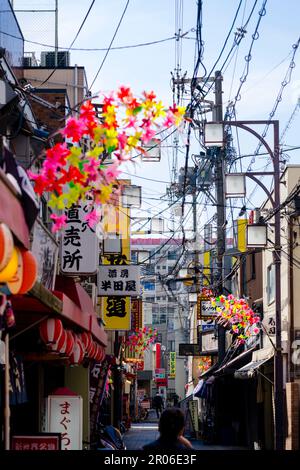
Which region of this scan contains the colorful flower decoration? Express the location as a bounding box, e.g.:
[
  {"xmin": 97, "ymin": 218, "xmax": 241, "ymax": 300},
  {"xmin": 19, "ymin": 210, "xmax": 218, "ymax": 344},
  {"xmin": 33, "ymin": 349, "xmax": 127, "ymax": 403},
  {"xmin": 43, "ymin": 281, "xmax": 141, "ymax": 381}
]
[
  {"xmin": 126, "ymin": 326, "xmax": 158, "ymax": 358},
  {"xmin": 28, "ymin": 88, "xmax": 185, "ymax": 232},
  {"xmin": 210, "ymin": 294, "xmax": 261, "ymax": 345},
  {"xmin": 196, "ymin": 356, "xmax": 212, "ymax": 374}
]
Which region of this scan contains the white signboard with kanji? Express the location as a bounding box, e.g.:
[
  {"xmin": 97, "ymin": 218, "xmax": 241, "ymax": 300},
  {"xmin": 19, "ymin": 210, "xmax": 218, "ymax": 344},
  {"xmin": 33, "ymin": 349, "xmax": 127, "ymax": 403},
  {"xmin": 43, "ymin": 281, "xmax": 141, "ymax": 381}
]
[
  {"xmin": 98, "ymin": 265, "xmax": 141, "ymax": 296},
  {"xmin": 47, "ymin": 395, "xmax": 83, "ymax": 450},
  {"xmin": 61, "ymin": 201, "xmax": 98, "ymax": 275}
]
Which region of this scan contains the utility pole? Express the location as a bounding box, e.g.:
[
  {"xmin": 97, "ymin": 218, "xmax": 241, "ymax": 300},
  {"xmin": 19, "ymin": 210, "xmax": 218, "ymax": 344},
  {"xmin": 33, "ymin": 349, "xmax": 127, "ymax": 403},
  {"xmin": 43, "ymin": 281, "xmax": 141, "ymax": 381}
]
[
  {"xmin": 193, "ymin": 188, "xmax": 202, "ymax": 351},
  {"xmin": 55, "ymin": 0, "xmax": 58, "ymax": 67},
  {"xmin": 214, "ymin": 71, "xmax": 226, "ymax": 362}
]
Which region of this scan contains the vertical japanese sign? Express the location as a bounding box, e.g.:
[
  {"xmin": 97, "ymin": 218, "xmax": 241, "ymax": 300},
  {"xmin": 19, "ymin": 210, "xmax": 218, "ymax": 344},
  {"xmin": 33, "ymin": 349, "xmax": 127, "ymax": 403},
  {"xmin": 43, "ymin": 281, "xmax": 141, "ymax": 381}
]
[
  {"xmin": 47, "ymin": 395, "xmax": 83, "ymax": 450},
  {"xmin": 101, "ymin": 183, "xmax": 132, "ymax": 330},
  {"xmin": 61, "ymin": 200, "xmax": 98, "ymax": 274},
  {"xmin": 131, "ymin": 299, "xmax": 143, "ymax": 330},
  {"xmin": 89, "ymin": 357, "xmax": 111, "ymax": 439},
  {"xmin": 31, "ymin": 219, "xmax": 58, "ymax": 290},
  {"xmin": 169, "ymin": 352, "xmax": 176, "ymax": 378}
]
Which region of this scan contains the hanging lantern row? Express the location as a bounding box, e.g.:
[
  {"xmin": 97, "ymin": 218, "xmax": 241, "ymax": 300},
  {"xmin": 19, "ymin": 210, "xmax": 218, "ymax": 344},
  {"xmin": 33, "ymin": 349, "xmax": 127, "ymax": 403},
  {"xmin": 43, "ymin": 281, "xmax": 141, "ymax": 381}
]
[
  {"xmin": 210, "ymin": 294, "xmax": 261, "ymax": 345},
  {"xmin": 27, "ymin": 88, "xmax": 186, "ymax": 232},
  {"xmin": 126, "ymin": 326, "xmax": 158, "ymax": 357},
  {"xmin": 0, "ymin": 222, "xmax": 38, "ymax": 295},
  {"xmin": 39, "ymin": 318, "xmax": 105, "ymax": 365}
]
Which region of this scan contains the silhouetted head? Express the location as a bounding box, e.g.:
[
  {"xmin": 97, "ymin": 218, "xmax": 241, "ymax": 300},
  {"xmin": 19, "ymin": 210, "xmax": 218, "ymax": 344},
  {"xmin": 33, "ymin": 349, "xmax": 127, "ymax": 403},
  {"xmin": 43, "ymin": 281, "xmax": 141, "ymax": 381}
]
[{"xmin": 159, "ymin": 408, "xmax": 185, "ymax": 441}]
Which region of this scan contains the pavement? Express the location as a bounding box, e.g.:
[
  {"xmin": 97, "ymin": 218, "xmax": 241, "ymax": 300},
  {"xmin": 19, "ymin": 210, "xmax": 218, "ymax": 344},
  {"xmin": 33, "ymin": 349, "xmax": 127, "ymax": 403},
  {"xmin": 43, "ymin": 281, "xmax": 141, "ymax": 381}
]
[{"xmin": 123, "ymin": 410, "xmax": 247, "ymax": 450}]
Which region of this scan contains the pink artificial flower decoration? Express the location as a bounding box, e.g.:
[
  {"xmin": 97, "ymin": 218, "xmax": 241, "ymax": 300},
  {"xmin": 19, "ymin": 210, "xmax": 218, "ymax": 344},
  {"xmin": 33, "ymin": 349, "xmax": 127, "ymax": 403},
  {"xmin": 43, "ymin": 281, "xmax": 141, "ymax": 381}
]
[
  {"xmin": 124, "ymin": 116, "xmax": 138, "ymax": 128},
  {"xmin": 84, "ymin": 209, "xmax": 99, "ymax": 228},
  {"xmin": 50, "ymin": 214, "xmax": 67, "ymax": 233},
  {"xmin": 63, "ymin": 117, "xmax": 86, "ymax": 142},
  {"xmin": 163, "ymin": 112, "xmax": 175, "ymax": 128},
  {"xmin": 103, "ymin": 164, "xmax": 121, "ymax": 184},
  {"xmin": 141, "ymin": 128, "xmax": 156, "ymax": 143}
]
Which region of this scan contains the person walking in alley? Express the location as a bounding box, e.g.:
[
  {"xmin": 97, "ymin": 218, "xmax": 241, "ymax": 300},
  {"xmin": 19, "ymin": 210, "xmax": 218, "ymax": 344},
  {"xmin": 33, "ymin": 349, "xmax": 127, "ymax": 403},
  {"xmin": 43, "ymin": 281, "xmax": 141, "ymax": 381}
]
[
  {"xmin": 142, "ymin": 408, "xmax": 193, "ymax": 450},
  {"xmin": 152, "ymin": 392, "xmax": 164, "ymax": 419}
]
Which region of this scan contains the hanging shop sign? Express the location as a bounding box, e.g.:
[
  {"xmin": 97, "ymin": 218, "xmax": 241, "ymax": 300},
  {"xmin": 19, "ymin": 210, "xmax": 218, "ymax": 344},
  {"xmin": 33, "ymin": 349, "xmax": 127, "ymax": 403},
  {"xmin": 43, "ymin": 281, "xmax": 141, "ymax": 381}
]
[
  {"xmin": 11, "ymin": 434, "xmax": 61, "ymax": 451},
  {"xmin": 197, "ymin": 297, "xmax": 216, "ymax": 321},
  {"xmin": 47, "ymin": 394, "xmax": 83, "ymax": 450},
  {"xmin": 98, "ymin": 265, "xmax": 140, "ymax": 297},
  {"xmin": 61, "ymin": 201, "xmax": 98, "ymax": 275},
  {"xmin": 90, "ymin": 356, "xmax": 111, "ymax": 439},
  {"xmin": 188, "ymin": 400, "xmax": 199, "ymax": 433},
  {"xmin": 264, "ymin": 315, "xmax": 276, "ymax": 336},
  {"xmin": 179, "ymin": 343, "xmax": 202, "ymax": 356},
  {"xmin": 169, "ymin": 352, "xmax": 176, "ymax": 378},
  {"xmin": 101, "ymin": 296, "xmax": 131, "ymax": 330},
  {"xmin": 136, "ymin": 360, "xmax": 144, "ymax": 371},
  {"xmin": 154, "ymin": 368, "xmax": 165, "ymax": 379},
  {"xmin": 131, "ymin": 299, "xmax": 143, "ymax": 330},
  {"xmin": 31, "ymin": 219, "xmax": 58, "ymax": 290},
  {"xmin": 201, "ymin": 332, "xmax": 218, "ymax": 353}
]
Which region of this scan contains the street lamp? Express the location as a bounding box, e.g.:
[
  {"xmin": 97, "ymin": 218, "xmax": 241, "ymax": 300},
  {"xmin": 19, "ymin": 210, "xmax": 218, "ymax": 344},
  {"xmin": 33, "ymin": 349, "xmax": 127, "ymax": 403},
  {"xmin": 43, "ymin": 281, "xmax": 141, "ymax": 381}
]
[
  {"xmin": 204, "ymin": 122, "xmax": 224, "ymax": 147},
  {"xmin": 137, "ymin": 250, "xmax": 150, "ymax": 264},
  {"xmin": 209, "ymin": 119, "xmax": 283, "ymax": 450},
  {"xmin": 102, "ymin": 234, "xmax": 122, "ymax": 254},
  {"xmin": 225, "ymin": 173, "xmax": 246, "ymax": 198},
  {"xmin": 121, "ymin": 185, "xmax": 142, "ymax": 208}
]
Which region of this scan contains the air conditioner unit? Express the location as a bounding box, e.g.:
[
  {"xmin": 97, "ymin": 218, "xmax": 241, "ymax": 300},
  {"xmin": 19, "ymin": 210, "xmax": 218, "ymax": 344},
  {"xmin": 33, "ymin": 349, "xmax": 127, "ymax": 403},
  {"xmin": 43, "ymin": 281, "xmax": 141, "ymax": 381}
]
[
  {"xmin": 82, "ymin": 282, "xmax": 97, "ymax": 307},
  {"xmin": 41, "ymin": 51, "xmax": 70, "ymax": 68},
  {"xmin": 23, "ymin": 56, "xmax": 32, "ymax": 67}
]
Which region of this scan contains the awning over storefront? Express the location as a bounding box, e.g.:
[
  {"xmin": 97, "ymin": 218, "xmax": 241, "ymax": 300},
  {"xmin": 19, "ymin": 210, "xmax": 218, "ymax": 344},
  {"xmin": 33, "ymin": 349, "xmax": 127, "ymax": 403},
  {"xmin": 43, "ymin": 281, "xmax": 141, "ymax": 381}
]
[
  {"xmin": 11, "ymin": 280, "xmax": 107, "ymax": 347},
  {"xmin": 0, "ymin": 169, "xmax": 30, "ymax": 249},
  {"xmin": 214, "ymin": 346, "xmax": 257, "ymax": 376},
  {"xmin": 234, "ymin": 347, "xmax": 274, "ymax": 379}
]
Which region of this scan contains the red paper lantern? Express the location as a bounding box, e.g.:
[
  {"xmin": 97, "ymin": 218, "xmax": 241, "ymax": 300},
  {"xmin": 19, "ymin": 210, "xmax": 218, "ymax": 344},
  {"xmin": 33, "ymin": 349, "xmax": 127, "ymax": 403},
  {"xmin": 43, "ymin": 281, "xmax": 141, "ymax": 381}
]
[
  {"xmin": 92, "ymin": 341, "xmax": 100, "ymax": 360},
  {"xmin": 49, "ymin": 328, "xmax": 67, "ymax": 353},
  {"xmin": 0, "ymin": 223, "xmax": 14, "ymax": 271},
  {"xmin": 40, "ymin": 318, "xmax": 63, "ymax": 345},
  {"xmin": 18, "ymin": 249, "xmax": 38, "ymax": 294},
  {"xmin": 94, "ymin": 344, "xmax": 103, "ymax": 361},
  {"xmin": 98, "ymin": 345, "xmax": 105, "ymax": 362},
  {"xmin": 87, "ymin": 340, "xmax": 96, "ymax": 359},
  {"xmin": 69, "ymin": 339, "xmax": 85, "ymax": 365},
  {"xmin": 63, "ymin": 330, "xmax": 75, "ymax": 356},
  {"xmin": 80, "ymin": 332, "xmax": 93, "ymax": 356}
]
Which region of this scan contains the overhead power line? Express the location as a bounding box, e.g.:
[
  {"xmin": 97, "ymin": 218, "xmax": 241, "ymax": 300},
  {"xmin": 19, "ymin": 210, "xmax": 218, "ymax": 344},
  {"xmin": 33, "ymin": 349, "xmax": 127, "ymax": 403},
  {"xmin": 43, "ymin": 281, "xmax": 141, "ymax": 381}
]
[
  {"xmin": 89, "ymin": 0, "xmax": 130, "ymax": 91},
  {"xmin": 38, "ymin": 0, "xmax": 96, "ymax": 87},
  {"xmin": 0, "ymin": 28, "xmax": 185, "ymax": 52}
]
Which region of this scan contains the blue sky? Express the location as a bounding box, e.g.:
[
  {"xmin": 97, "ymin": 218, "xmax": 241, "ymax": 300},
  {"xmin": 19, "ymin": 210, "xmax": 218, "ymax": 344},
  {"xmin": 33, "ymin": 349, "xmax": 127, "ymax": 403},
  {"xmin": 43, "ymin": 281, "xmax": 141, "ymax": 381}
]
[{"xmin": 14, "ymin": 0, "xmax": 300, "ymax": 235}]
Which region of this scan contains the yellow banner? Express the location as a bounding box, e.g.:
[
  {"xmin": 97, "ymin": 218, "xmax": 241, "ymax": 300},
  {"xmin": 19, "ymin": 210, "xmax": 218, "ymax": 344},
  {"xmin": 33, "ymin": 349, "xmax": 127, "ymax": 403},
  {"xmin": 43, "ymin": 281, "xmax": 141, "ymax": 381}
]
[
  {"xmin": 102, "ymin": 296, "xmax": 131, "ymax": 330},
  {"xmin": 203, "ymin": 251, "xmax": 210, "ymax": 286},
  {"xmin": 237, "ymin": 219, "xmax": 248, "ymax": 253},
  {"xmin": 169, "ymin": 352, "xmax": 176, "ymax": 378}
]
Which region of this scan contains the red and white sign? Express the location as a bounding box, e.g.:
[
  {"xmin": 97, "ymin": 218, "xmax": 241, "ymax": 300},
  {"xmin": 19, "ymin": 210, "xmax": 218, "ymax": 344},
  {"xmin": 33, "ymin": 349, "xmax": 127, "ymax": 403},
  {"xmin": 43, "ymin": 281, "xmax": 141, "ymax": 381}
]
[
  {"xmin": 47, "ymin": 393, "xmax": 82, "ymax": 450},
  {"xmin": 12, "ymin": 434, "xmax": 61, "ymax": 451}
]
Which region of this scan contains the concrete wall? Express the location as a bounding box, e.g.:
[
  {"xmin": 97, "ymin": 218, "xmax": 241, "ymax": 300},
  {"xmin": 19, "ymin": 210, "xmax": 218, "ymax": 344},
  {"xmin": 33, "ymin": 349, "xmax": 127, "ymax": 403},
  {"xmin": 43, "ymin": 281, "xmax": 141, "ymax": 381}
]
[{"xmin": 23, "ymin": 67, "xmax": 88, "ymax": 109}]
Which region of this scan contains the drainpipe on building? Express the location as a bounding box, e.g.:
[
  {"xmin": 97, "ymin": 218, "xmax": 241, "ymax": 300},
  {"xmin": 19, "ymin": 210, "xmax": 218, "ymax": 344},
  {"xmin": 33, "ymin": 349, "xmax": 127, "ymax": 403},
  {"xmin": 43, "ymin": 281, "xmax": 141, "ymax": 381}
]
[
  {"xmin": 74, "ymin": 64, "xmax": 78, "ymax": 115},
  {"xmin": 4, "ymin": 332, "xmax": 10, "ymax": 450},
  {"xmin": 289, "ymin": 214, "xmax": 294, "ymax": 383}
]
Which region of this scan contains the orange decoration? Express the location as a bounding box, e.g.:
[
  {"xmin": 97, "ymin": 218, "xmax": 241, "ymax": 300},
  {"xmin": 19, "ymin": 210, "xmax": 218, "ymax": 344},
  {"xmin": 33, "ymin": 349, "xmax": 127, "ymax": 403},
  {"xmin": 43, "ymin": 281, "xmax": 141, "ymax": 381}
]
[
  {"xmin": 6, "ymin": 247, "xmax": 24, "ymax": 294},
  {"xmin": 0, "ymin": 247, "xmax": 18, "ymax": 283},
  {"xmin": 18, "ymin": 249, "xmax": 38, "ymax": 294},
  {"xmin": 0, "ymin": 223, "xmax": 14, "ymax": 271}
]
